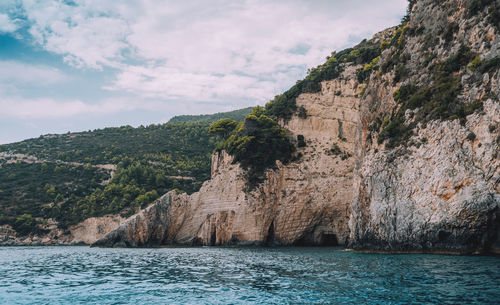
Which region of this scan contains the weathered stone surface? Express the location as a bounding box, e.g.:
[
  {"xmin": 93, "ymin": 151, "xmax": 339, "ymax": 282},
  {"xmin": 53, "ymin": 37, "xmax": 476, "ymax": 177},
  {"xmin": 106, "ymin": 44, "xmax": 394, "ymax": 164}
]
[
  {"xmin": 348, "ymin": 0, "xmax": 500, "ymax": 254},
  {"xmin": 0, "ymin": 215, "xmax": 125, "ymax": 246},
  {"xmin": 69, "ymin": 215, "xmax": 126, "ymax": 245},
  {"xmin": 92, "ymin": 194, "xmax": 173, "ymax": 247},
  {"xmin": 350, "ymin": 100, "xmax": 500, "ymax": 254}
]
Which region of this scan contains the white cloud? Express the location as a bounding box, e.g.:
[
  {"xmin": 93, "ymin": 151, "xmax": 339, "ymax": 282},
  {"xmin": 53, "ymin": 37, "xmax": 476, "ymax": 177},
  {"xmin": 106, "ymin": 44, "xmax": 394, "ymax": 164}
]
[
  {"xmin": 0, "ymin": 96, "xmax": 138, "ymax": 119},
  {"xmin": 0, "ymin": 61, "xmax": 67, "ymax": 85},
  {"xmin": 0, "ymin": 94, "xmax": 233, "ymax": 119},
  {"xmin": 15, "ymin": 0, "xmax": 407, "ymax": 106},
  {"xmin": 22, "ymin": 0, "xmax": 130, "ymax": 69},
  {"xmin": 103, "ymin": 64, "xmax": 296, "ymax": 103},
  {"xmin": 0, "ymin": 13, "xmax": 18, "ymax": 32}
]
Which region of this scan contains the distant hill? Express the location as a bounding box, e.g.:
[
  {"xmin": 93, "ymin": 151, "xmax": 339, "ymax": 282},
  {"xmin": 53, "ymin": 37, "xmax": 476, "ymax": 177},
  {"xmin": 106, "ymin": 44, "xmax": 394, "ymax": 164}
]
[
  {"xmin": 0, "ymin": 107, "xmax": 251, "ymax": 234},
  {"xmin": 168, "ymin": 107, "xmax": 253, "ymax": 123}
]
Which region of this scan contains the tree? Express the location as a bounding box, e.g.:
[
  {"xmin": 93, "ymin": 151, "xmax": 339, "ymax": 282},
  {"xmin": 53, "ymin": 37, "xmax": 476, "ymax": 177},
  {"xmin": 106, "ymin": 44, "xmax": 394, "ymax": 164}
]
[
  {"xmin": 209, "ymin": 118, "xmax": 238, "ymax": 139},
  {"xmin": 223, "ymin": 107, "xmax": 295, "ymax": 189},
  {"xmin": 14, "ymin": 214, "xmax": 37, "ymax": 235}
]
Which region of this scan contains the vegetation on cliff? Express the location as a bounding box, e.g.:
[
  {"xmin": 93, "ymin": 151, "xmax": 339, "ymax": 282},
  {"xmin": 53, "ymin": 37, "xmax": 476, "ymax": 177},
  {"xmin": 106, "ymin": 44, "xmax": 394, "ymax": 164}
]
[
  {"xmin": 378, "ymin": 46, "xmax": 487, "ymax": 148},
  {"xmin": 264, "ymin": 39, "xmax": 381, "ymax": 120},
  {"xmin": 211, "ymin": 107, "xmax": 295, "ymax": 190},
  {"xmin": 362, "ymin": 0, "xmax": 499, "ymax": 149}
]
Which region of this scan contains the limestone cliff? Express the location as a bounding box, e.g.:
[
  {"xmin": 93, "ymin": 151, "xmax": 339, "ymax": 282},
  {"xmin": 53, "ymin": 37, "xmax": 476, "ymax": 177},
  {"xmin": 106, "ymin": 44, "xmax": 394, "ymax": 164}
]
[
  {"xmin": 350, "ymin": 0, "xmax": 500, "ymax": 254},
  {"xmin": 0, "ymin": 215, "xmax": 126, "ymax": 246},
  {"xmin": 95, "ymin": 67, "xmax": 361, "ymax": 247},
  {"xmin": 95, "ymin": 0, "xmax": 500, "ymax": 253}
]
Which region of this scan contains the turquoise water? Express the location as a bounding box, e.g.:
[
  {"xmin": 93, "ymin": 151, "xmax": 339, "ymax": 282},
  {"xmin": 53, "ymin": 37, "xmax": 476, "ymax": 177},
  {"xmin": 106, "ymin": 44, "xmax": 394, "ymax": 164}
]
[{"xmin": 0, "ymin": 247, "xmax": 499, "ymax": 304}]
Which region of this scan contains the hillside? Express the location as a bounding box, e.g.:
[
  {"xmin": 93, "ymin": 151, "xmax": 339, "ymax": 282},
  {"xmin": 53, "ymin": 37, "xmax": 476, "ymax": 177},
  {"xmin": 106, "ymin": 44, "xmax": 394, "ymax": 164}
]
[
  {"xmin": 0, "ymin": 109, "xmax": 249, "ymax": 236},
  {"xmin": 168, "ymin": 107, "xmax": 253, "ymax": 123}
]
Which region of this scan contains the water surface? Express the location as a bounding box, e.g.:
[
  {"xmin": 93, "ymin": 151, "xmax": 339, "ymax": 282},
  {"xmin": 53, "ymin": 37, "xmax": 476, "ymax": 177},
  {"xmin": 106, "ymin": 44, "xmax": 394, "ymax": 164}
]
[{"xmin": 0, "ymin": 246, "xmax": 499, "ymax": 304}]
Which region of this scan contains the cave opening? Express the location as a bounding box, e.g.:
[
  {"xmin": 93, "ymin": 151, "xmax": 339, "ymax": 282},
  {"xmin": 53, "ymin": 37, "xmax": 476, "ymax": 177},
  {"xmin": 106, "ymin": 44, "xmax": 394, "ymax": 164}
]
[
  {"xmin": 210, "ymin": 227, "xmax": 217, "ymax": 246},
  {"xmin": 320, "ymin": 233, "xmax": 339, "ymax": 246}
]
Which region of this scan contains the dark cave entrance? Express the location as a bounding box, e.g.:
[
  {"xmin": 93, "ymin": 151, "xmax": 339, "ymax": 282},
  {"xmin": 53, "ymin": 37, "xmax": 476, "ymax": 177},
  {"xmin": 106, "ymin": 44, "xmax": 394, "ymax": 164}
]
[{"xmin": 320, "ymin": 233, "xmax": 339, "ymax": 246}]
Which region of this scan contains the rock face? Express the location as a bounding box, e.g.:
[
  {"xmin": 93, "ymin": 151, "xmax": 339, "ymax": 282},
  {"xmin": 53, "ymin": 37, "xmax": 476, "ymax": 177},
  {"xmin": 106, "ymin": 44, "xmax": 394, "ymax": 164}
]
[
  {"xmin": 350, "ymin": 100, "xmax": 500, "ymax": 253},
  {"xmin": 69, "ymin": 215, "xmax": 126, "ymax": 245},
  {"xmin": 93, "ymin": 0, "xmax": 498, "ymax": 253},
  {"xmin": 348, "ymin": 0, "xmax": 500, "ymax": 254},
  {"xmin": 92, "ymin": 195, "xmax": 173, "ymax": 247},
  {"xmin": 0, "ymin": 215, "xmax": 125, "ymax": 246}
]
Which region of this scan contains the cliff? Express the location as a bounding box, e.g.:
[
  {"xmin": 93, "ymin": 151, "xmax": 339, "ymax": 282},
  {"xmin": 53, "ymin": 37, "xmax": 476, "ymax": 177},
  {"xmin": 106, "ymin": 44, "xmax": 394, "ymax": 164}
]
[
  {"xmin": 95, "ymin": 66, "xmax": 361, "ymax": 247},
  {"xmin": 0, "ymin": 215, "xmax": 126, "ymax": 246},
  {"xmin": 92, "ymin": 0, "xmax": 498, "ymax": 253},
  {"xmin": 350, "ymin": 0, "xmax": 500, "ymax": 254}
]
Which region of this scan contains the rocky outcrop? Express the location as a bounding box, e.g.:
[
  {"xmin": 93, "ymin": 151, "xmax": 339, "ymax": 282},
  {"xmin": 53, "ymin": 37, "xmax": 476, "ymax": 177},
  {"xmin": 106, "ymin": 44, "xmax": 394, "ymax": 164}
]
[
  {"xmin": 0, "ymin": 215, "xmax": 125, "ymax": 246},
  {"xmin": 95, "ymin": 0, "xmax": 500, "ymax": 253},
  {"xmin": 92, "ymin": 195, "xmax": 172, "ymax": 247},
  {"xmin": 350, "ymin": 100, "xmax": 500, "ymax": 254},
  {"xmin": 69, "ymin": 215, "xmax": 126, "ymax": 245}
]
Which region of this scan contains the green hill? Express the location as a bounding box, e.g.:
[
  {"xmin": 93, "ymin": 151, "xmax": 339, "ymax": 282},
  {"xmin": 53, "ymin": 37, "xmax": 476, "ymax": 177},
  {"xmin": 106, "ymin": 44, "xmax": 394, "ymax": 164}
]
[
  {"xmin": 168, "ymin": 107, "xmax": 253, "ymax": 123},
  {"xmin": 0, "ymin": 108, "xmax": 251, "ymax": 234}
]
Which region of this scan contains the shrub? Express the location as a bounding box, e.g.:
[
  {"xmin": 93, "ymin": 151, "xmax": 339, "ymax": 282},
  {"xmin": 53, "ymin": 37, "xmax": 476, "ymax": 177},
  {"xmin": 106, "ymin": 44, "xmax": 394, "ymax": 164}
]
[
  {"xmin": 423, "ymin": 53, "xmax": 436, "ymax": 67},
  {"xmin": 466, "ymin": 132, "xmax": 476, "ymax": 141},
  {"xmin": 378, "ymin": 116, "xmax": 413, "ymax": 148},
  {"xmin": 393, "ymin": 84, "xmax": 419, "ymax": 102},
  {"xmin": 393, "ymin": 64, "xmax": 408, "ymax": 83},
  {"xmin": 330, "ymin": 144, "xmax": 342, "ymax": 155},
  {"xmin": 265, "ymin": 93, "xmax": 297, "ymax": 121},
  {"xmin": 13, "ymin": 214, "xmax": 38, "ymax": 236},
  {"xmin": 358, "ymin": 56, "xmax": 380, "ymax": 83},
  {"xmin": 401, "ymin": 0, "xmax": 417, "ymax": 23},
  {"xmin": 298, "ymin": 106, "xmax": 308, "ymax": 119},
  {"xmin": 468, "ymin": 0, "xmax": 495, "ymax": 17},
  {"xmin": 467, "ymin": 56, "xmax": 482, "ymax": 71},
  {"xmin": 489, "ymin": 5, "xmax": 500, "ymax": 29},
  {"xmin": 391, "ymin": 25, "xmax": 409, "ymax": 50},
  {"xmin": 478, "ymin": 56, "xmax": 500, "ymax": 73},
  {"xmin": 379, "ymin": 46, "xmax": 483, "ymax": 148},
  {"xmin": 380, "ymin": 41, "xmax": 390, "ymax": 51},
  {"xmin": 441, "ymin": 45, "xmax": 474, "ymax": 73},
  {"xmin": 297, "ymin": 135, "xmax": 306, "ymax": 147},
  {"xmin": 443, "ymin": 22, "xmax": 458, "ymax": 44},
  {"xmin": 209, "ymin": 119, "xmax": 238, "ymax": 140}
]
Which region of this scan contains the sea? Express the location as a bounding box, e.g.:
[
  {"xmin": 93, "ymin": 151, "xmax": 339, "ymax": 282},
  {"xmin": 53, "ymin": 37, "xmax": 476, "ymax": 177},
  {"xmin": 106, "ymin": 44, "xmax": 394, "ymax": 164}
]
[{"xmin": 0, "ymin": 246, "xmax": 499, "ymax": 304}]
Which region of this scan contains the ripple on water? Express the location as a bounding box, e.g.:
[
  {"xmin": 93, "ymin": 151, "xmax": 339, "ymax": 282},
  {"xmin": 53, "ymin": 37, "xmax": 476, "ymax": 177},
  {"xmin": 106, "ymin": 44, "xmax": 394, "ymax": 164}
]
[{"xmin": 0, "ymin": 246, "xmax": 499, "ymax": 304}]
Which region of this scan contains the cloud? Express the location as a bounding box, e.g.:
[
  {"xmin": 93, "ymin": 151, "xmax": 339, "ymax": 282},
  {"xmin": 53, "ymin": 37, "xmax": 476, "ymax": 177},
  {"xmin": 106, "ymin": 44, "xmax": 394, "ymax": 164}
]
[
  {"xmin": 0, "ymin": 13, "xmax": 18, "ymax": 32},
  {"xmin": 0, "ymin": 61, "xmax": 67, "ymax": 85},
  {"xmin": 0, "ymin": 96, "xmax": 134, "ymax": 119},
  {"xmin": 14, "ymin": 0, "xmax": 406, "ymax": 106},
  {"xmin": 21, "ymin": 0, "xmax": 130, "ymax": 69},
  {"xmin": 0, "ymin": 94, "xmax": 233, "ymax": 119},
  {"xmin": 103, "ymin": 64, "xmax": 299, "ymax": 103}
]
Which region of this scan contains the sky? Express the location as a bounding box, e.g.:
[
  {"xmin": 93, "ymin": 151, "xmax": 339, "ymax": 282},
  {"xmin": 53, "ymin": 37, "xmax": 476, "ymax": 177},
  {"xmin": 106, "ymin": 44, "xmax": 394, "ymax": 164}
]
[{"xmin": 0, "ymin": 0, "xmax": 408, "ymax": 144}]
